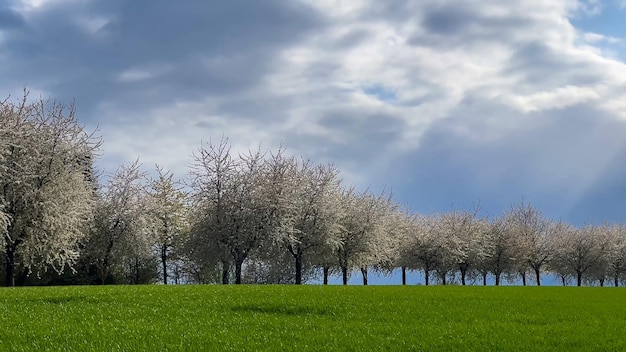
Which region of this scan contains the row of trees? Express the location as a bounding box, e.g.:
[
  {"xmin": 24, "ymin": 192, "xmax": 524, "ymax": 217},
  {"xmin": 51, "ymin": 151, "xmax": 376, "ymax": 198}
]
[{"xmin": 2, "ymin": 95, "xmax": 626, "ymax": 287}]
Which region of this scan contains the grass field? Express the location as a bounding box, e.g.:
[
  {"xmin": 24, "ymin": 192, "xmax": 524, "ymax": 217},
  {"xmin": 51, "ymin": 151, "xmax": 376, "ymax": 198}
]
[{"xmin": 0, "ymin": 285, "xmax": 624, "ymax": 351}]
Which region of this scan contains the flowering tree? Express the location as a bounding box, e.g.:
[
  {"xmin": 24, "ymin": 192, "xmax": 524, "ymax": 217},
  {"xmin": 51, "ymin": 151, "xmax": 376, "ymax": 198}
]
[
  {"xmin": 84, "ymin": 160, "xmax": 151, "ymax": 284},
  {"xmin": 479, "ymin": 217, "xmax": 519, "ymax": 286},
  {"xmin": 504, "ymin": 201, "xmax": 552, "ymax": 286},
  {"xmin": 438, "ymin": 208, "xmax": 486, "ymax": 285},
  {"xmin": 282, "ymin": 162, "xmax": 343, "ymax": 284},
  {"xmin": 550, "ymin": 223, "xmax": 610, "ymax": 287},
  {"xmin": 1, "ymin": 94, "xmax": 99, "ymax": 286},
  {"xmin": 190, "ymin": 140, "xmax": 276, "ymax": 284},
  {"xmin": 188, "ymin": 137, "xmax": 238, "ymax": 284},
  {"xmin": 147, "ymin": 165, "xmax": 188, "ymax": 284},
  {"xmin": 335, "ymin": 189, "xmax": 391, "ymax": 285},
  {"xmin": 605, "ymin": 224, "xmax": 626, "ymax": 287},
  {"xmin": 400, "ymin": 214, "xmax": 440, "ymax": 285}
]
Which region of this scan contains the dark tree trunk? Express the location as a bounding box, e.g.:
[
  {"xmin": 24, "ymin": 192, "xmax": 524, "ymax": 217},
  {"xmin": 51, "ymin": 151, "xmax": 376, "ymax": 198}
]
[
  {"xmin": 424, "ymin": 270, "xmax": 430, "ymax": 286},
  {"xmin": 342, "ymin": 266, "xmax": 348, "ymax": 285},
  {"xmin": 221, "ymin": 261, "xmax": 230, "ymax": 285},
  {"xmin": 459, "ymin": 263, "xmax": 468, "ymax": 286},
  {"xmin": 98, "ymin": 271, "xmax": 107, "ymax": 285},
  {"xmin": 577, "ymin": 271, "xmax": 582, "ymax": 287},
  {"xmin": 235, "ymin": 259, "xmax": 243, "ymax": 284},
  {"xmin": 98, "ymin": 238, "xmax": 115, "ymax": 285},
  {"xmin": 294, "ymin": 251, "xmax": 303, "ymax": 285},
  {"xmin": 323, "ymin": 267, "xmax": 329, "ymax": 285},
  {"xmin": 520, "ymin": 272, "xmax": 526, "ymax": 286},
  {"xmin": 361, "ymin": 267, "xmax": 368, "ymax": 286},
  {"xmin": 599, "ymin": 277, "xmax": 605, "ymax": 287},
  {"xmin": 402, "ymin": 266, "xmax": 407, "ymax": 285},
  {"xmin": 161, "ymin": 245, "xmax": 168, "ymax": 285},
  {"xmin": 134, "ymin": 257, "xmax": 140, "ymax": 285},
  {"xmin": 534, "ymin": 268, "xmax": 541, "ymax": 286},
  {"xmin": 561, "ymin": 275, "xmax": 567, "ymax": 286},
  {"xmin": 615, "ymin": 274, "xmax": 619, "ymax": 287},
  {"xmin": 4, "ymin": 245, "xmax": 15, "ymax": 287},
  {"xmin": 495, "ymin": 273, "xmax": 501, "ymax": 286},
  {"xmin": 441, "ymin": 272, "xmax": 447, "ymax": 285},
  {"xmin": 482, "ymin": 273, "xmax": 487, "ymax": 286}
]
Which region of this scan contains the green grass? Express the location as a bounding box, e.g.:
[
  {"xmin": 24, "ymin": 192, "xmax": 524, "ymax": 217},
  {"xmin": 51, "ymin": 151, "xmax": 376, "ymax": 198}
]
[{"xmin": 0, "ymin": 285, "xmax": 625, "ymax": 351}]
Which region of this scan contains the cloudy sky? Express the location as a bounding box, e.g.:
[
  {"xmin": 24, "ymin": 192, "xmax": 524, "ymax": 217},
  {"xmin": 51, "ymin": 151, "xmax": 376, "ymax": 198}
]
[{"xmin": 2, "ymin": 0, "xmax": 626, "ymax": 225}]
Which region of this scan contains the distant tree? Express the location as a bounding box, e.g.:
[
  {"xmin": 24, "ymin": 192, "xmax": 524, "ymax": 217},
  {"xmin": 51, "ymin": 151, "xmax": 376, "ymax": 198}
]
[
  {"xmin": 223, "ymin": 148, "xmax": 269, "ymax": 284},
  {"xmin": 84, "ymin": 160, "xmax": 150, "ymax": 284},
  {"xmin": 190, "ymin": 140, "xmax": 274, "ymax": 284},
  {"xmin": 335, "ymin": 190, "xmax": 390, "ymax": 285},
  {"xmin": 0, "ymin": 94, "xmax": 99, "ymax": 286},
  {"xmin": 280, "ymin": 161, "xmax": 343, "ymax": 284},
  {"xmin": 551, "ymin": 224, "xmax": 610, "ymax": 286},
  {"xmin": 504, "ymin": 201, "xmax": 552, "ymax": 286},
  {"xmin": 401, "ymin": 215, "xmax": 442, "ymax": 286},
  {"xmin": 147, "ymin": 165, "xmax": 188, "ymax": 284},
  {"xmin": 386, "ymin": 208, "xmax": 416, "ymax": 285},
  {"xmin": 584, "ymin": 225, "xmax": 613, "ymax": 286},
  {"xmin": 480, "ymin": 217, "xmax": 518, "ymax": 286},
  {"xmin": 605, "ymin": 224, "xmax": 626, "ymax": 287},
  {"xmin": 439, "ymin": 208, "xmax": 487, "ymax": 285},
  {"xmin": 188, "ymin": 137, "xmax": 238, "ymax": 284}
]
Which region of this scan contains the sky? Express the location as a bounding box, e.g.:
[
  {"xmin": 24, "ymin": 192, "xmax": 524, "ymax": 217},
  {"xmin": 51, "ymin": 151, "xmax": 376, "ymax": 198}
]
[{"xmin": 2, "ymin": 0, "xmax": 626, "ymax": 227}]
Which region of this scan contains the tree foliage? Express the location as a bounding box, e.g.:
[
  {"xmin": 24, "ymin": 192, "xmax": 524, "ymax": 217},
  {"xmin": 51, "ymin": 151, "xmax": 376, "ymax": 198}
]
[
  {"xmin": 2, "ymin": 92, "xmax": 626, "ymax": 287},
  {"xmin": 0, "ymin": 93, "xmax": 99, "ymax": 286}
]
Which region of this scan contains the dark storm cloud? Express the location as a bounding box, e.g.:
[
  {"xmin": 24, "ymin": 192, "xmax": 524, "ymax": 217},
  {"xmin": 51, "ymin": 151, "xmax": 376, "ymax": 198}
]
[
  {"xmin": 381, "ymin": 94, "xmax": 626, "ymax": 223},
  {"xmin": 0, "ymin": 6, "xmax": 25, "ymax": 29},
  {"xmin": 277, "ymin": 110, "xmax": 407, "ymax": 172},
  {"xmin": 408, "ymin": 2, "xmax": 532, "ymax": 48},
  {"xmin": 503, "ymin": 42, "xmax": 608, "ymax": 90},
  {"xmin": 0, "ymin": 0, "xmax": 324, "ymax": 115}
]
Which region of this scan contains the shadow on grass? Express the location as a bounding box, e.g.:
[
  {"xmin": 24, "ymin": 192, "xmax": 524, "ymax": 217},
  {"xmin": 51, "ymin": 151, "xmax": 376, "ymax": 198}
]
[{"xmin": 232, "ymin": 304, "xmax": 332, "ymax": 316}]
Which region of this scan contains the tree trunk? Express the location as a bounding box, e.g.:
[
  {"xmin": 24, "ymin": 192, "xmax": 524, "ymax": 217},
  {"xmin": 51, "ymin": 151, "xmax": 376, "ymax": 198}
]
[
  {"xmin": 161, "ymin": 245, "xmax": 168, "ymax": 285},
  {"xmin": 520, "ymin": 272, "xmax": 526, "ymax": 286},
  {"xmin": 534, "ymin": 268, "xmax": 541, "ymax": 286},
  {"xmin": 599, "ymin": 277, "xmax": 605, "ymax": 287},
  {"xmin": 97, "ymin": 269, "xmax": 107, "ymax": 285},
  {"xmin": 482, "ymin": 272, "xmax": 487, "ymax": 286},
  {"xmin": 323, "ymin": 267, "xmax": 329, "ymax": 285},
  {"xmin": 424, "ymin": 270, "xmax": 430, "ymax": 286},
  {"xmin": 342, "ymin": 266, "xmax": 348, "ymax": 285},
  {"xmin": 235, "ymin": 259, "xmax": 243, "ymax": 284},
  {"xmin": 4, "ymin": 245, "xmax": 15, "ymax": 287},
  {"xmin": 459, "ymin": 263, "xmax": 468, "ymax": 286},
  {"xmin": 98, "ymin": 238, "xmax": 115, "ymax": 285},
  {"xmin": 615, "ymin": 274, "xmax": 619, "ymax": 287},
  {"xmin": 402, "ymin": 266, "xmax": 407, "ymax": 285},
  {"xmin": 577, "ymin": 271, "xmax": 582, "ymax": 287},
  {"xmin": 221, "ymin": 261, "xmax": 230, "ymax": 285},
  {"xmin": 134, "ymin": 257, "xmax": 140, "ymax": 285},
  {"xmin": 495, "ymin": 273, "xmax": 501, "ymax": 286},
  {"xmin": 174, "ymin": 263, "xmax": 180, "ymax": 285},
  {"xmin": 441, "ymin": 272, "xmax": 447, "ymax": 285},
  {"xmin": 561, "ymin": 275, "xmax": 567, "ymax": 286},
  {"xmin": 361, "ymin": 267, "xmax": 368, "ymax": 286},
  {"xmin": 294, "ymin": 251, "xmax": 303, "ymax": 285}
]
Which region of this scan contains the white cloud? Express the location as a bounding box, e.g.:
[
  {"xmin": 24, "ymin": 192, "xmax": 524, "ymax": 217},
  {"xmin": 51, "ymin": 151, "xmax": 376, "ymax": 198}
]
[
  {"xmin": 503, "ymin": 85, "xmax": 602, "ymax": 113},
  {"xmin": 74, "ymin": 16, "xmax": 110, "ymax": 35},
  {"xmin": 583, "ymin": 32, "xmax": 621, "ymax": 44},
  {"xmin": 117, "ymin": 69, "xmax": 153, "ymax": 83}
]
